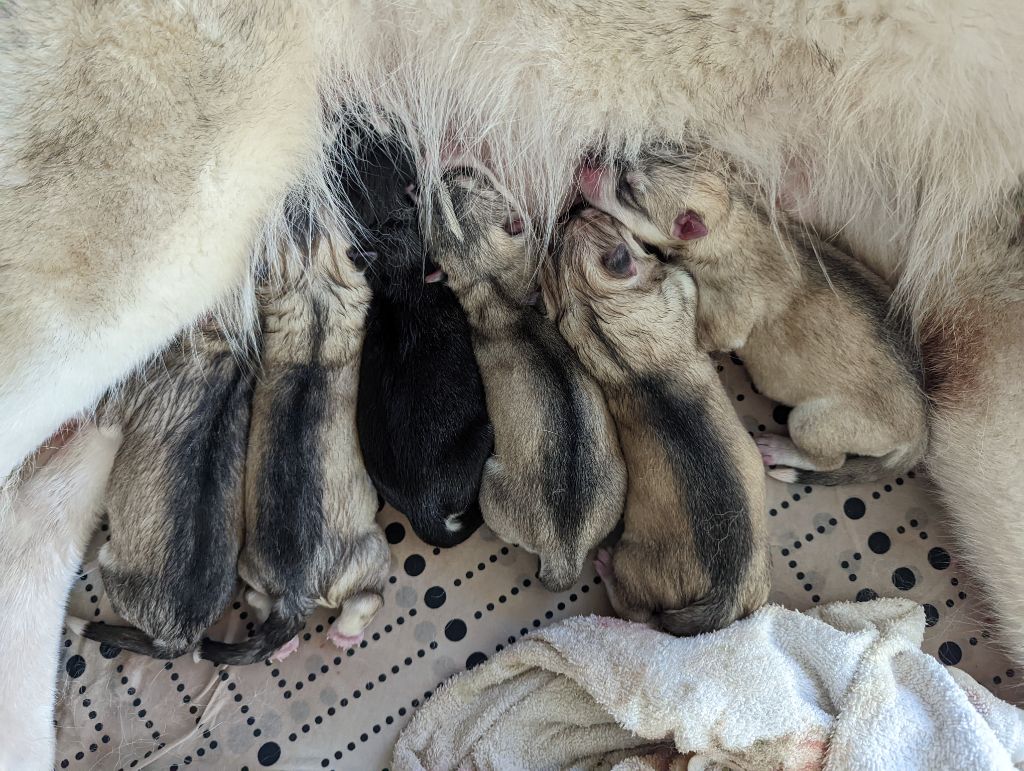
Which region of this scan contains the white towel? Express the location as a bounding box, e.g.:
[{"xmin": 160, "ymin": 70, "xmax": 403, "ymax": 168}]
[{"xmin": 393, "ymin": 599, "xmax": 1024, "ymax": 770}]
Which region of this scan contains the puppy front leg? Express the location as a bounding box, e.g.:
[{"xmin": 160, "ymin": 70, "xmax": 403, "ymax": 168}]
[{"xmin": 0, "ymin": 423, "xmax": 121, "ymax": 771}]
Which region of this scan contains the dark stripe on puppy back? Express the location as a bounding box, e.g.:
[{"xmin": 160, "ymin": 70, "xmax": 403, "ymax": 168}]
[
  {"xmin": 162, "ymin": 345, "xmax": 252, "ymax": 636},
  {"xmin": 796, "ymin": 234, "xmax": 924, "ymax": 388},
  {"xmin": 636, "ymin": 375, "xmax": 753, "ymax": 612},
  {"xmin": 251, "ymin": 300, "xmax": 329, "ymax": 589},
  {"xmin": 519, "ymin": 315, "xmax": 598, "ymax": 544}
]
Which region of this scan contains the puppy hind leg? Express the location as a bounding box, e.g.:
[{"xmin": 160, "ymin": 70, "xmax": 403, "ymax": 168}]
[
  {"xmin": 327, "ymin": 592, "xmax": 384, "ymax": 649},
  {"xmin": 754, "ymin": 434, "xmax": 841, "ymax": 483},
  {"xmin": 762, "ymin": 400, "xmax": 873, "ymax": 478},
  {"xmin": 594, "ymin": 549, "xmax": 652, "ymax": 625}
]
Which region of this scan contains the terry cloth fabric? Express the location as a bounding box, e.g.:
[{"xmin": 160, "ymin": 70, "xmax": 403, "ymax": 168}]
[{"xmin": 393, "ymin": 599, "xmax": 1024, "ymax": 771}]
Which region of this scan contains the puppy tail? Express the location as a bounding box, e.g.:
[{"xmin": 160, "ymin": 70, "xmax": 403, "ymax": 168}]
[
  {"xmin": 410, "ymin": 499, "xmax": 484, "ymax": 548},
  {"xmin": 656, "ymin": 588, "xmax": 743, "ymax": 637},
  {"xmin": 198, "ymin": 603, "xmax": 310, "ymax": 666},
  {"xmin": 72, "ymin": 618, "xmax": 193, "ymax": 659},
  {"xmin": 781, "ymin": 441, "xmax": 927, "ymax": 487}
]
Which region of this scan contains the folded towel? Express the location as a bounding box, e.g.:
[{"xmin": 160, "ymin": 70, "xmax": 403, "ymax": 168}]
[{"xmin": 393, "ymin": 599, "xmax": 1024, "ymax": 770}]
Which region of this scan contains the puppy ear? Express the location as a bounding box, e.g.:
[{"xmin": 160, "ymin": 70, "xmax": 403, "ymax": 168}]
[
  {"xmin": 601, "ymin": 244, "xmax": 637, "ymax": 278},
  {"xmin": 346, "ymin": 248, "xmax": 377, "ymax": 270},
  {"xmin": 672, "ymin": 210, "xmax": 708, "ymax": 240}
]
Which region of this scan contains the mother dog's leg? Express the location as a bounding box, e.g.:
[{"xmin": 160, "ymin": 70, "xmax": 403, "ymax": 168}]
[
  {"xmin": 0, "ymin": 1, "xmax": 322, "ymax": 476},
  {"xmin": 0, "ymin": 423, "xmax": 121, "ymax": 771},
  {"xmin": 925, "ymin": 299, "xmax": 1024, "ymax": 666}
]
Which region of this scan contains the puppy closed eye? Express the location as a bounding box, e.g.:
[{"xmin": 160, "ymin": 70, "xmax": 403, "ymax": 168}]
[
  {"xmin": 504, "ymin": 217, "xmax": 524, "ymax": 236},
  {"xmin": 601, "ymin": 244, "xmax": 636, "ymax": 278}
]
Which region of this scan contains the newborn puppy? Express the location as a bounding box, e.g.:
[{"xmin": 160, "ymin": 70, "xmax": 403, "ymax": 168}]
[
  {"xmin": 425, "ymin": 169, "xmax": 627, "ymax": 591},
  {"xmin": 579, "ymin": 148, "xmax": 928, "ymax": 485},
  {"xmin": 201, "ymin": 226, "xmax": 389, "ymax": 665},
  {"xmin": 544, "ymin": 208, "xmax": 770, "ymax": 633},
  {"xmin": 342, "ymin": 124, "xmax": 493, "ymax": 547},
  {"xmin": 74, "ymin": 323, "xmax": 253, "ymax": 658}
]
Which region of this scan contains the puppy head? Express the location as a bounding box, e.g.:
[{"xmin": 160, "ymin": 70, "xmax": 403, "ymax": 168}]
[
  {"xmin": 543, "ymin": 208, "xmax": 697, "ymax": 378},
  {"xmin": 423, "ymin": 168, "xmax": 530, "ymax": 298},
  {"xmin": 577, "ymin": 150, "xmax": 730, "ymax": 256},
  {"xmin": 331, "ymin": 128, "xmax": 428, "ymax": 299}
]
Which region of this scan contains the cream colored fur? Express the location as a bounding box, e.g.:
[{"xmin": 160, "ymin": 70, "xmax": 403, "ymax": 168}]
[
  {"xmin": 0, "ymin": 1, "xmax": 1022, "ymax": 761},
  {"xmin": 0, "ymin": 424, "xmax": 121, "ymax": 771}
]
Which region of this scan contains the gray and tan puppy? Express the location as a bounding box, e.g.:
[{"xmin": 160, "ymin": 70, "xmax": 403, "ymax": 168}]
[
  {"xmin": 201, "ymin": 223, "xmax": 390, "ymax": 665},
  {"xmin": 425, "ymin": 169, "xmax": 627, "ymax": 591},
  {"xmin": 544, "ymin": 208, "xmax": 770, "ymax": 634},
  {"xmin": 580, "ymin": 148, "xmax": 929, "ymax": 486},
  {"xmin": 73, "ymin": 323, "xmax": 254, "ymax": 659}
]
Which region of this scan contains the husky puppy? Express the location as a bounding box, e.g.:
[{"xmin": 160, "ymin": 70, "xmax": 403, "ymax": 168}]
[
  {"xmin": 543, "ymin": 208, "xmax": 770, "ymax": 633},
  {"xmin": 3, "ymin": 2, "xmax": 1024, "ymax": 755},
  {"xmin": 579, "ymin": 149, "xmax": 929, "ymax": 486},
  {"xmin": 73, "ymin": 324, "xmax": 254, "ymax": 659},
  {"xmin": 343, "ymin": 125, "xmax": 493, "ymax": 547},
  {"xmin": 425, "ymin": 169, "xmax": 627, "ymax": 591},
  {"xmin": 201, "ymin": 225, "xmax": 389, "ymax": 665}
]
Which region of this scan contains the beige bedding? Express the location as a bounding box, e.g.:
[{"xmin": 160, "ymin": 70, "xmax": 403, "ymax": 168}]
[{"xmin": 54, "ymin": 355, "xmax": 1019, "ymax": 770}]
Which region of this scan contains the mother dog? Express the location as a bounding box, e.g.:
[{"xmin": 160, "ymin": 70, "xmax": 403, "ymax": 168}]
[{"xmin": 2, "ymin": 1, "xmax": 1022, "ymax": 767}]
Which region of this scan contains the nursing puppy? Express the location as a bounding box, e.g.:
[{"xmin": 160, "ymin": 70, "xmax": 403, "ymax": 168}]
[
  {"xmin": 344, "ymin": 126, "xmax": 493, "ymax": 547},
  {"xmin": 73, "ymin": 324, "xmax": 253, "ymax": 659},
  {"xmin": 201, "ymin": 225, "xmax": 389, "ymax": 665},
  {"xmin": 4, "ymin": 2, "xmax": 1024, "ymax": 756},
  {"xmin": 425, "ymin": 169, "xmax": 626, "ymax": 591},
  {"xmin": 544, "ymin": 208, "xmax": 770, "ymax": 633},
  {"xmin": 579, "ymin": 148, "xmax": 929, "ymax": 485}
]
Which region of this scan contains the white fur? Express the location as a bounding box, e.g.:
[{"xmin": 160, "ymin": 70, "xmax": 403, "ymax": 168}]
[
  {"xmin": 0, "ymin": 1, "xmax": 323, "ymax": 477},
  {"xmin": 0, "ymin": 423, "xmax": 121, "ymax": 771},
  {"xmin": 1, "ymin": 2, "xmax": 1023, "ymax": 761}
]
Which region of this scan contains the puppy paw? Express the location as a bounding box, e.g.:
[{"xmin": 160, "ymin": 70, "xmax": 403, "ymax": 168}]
[
  {"xmin": 754, "ymin": 433, "xmax": 799, "ymax": 468},
  {"xmin": 271, "ymin": 636, "xmax": 300, "ymax": 662},
  {"xmin": 766, "ymin": 466, "xmax": 798, "ymax": 484},
  {"xmin": 594, "ymin": 548, "xmax": 614, "ymax": 580},
  {"xmin": 326, "ymin": 628, "xmax": 364, "ymax": 650}
]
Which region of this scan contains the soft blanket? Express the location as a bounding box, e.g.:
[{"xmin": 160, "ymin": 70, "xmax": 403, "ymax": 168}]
[{"xmin": 393, "ymin": 599, "xmax": 1024, "ymax": 770}]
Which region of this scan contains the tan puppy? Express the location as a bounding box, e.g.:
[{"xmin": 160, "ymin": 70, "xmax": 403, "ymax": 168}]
[
  {"xmin": 424, "ymin": 169, "xmax": 627, "ymax": 591},
  {"xmin": 73, "ymin": 323, "xmax": 253, "ymax": 659},
  {"xmin": 580, "ymin": 148, "xmax": 929, "ymax": 486},
  {"xmin": 202, "ymin": 224, "xmax": 390, "ymax": 664},
  {"xmin": 544, "ymin": 208, "xmax": 770, "ymax": 633}
]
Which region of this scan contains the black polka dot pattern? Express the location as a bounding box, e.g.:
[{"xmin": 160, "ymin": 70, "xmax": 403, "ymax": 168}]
[
  {"xmin": 257, "ymin": 742, "xmax": 281, "ymax": 767},
  {"xmin": 404, "ymin": 554, "xmax": 426, "ymax": 577},
  {"xmin": 51, "ymin": 356, "xmax": 1017, "ymax": 770},
  {"xmin": 65, "ymin": 655, "xmax": 86, "ymax": 679}
]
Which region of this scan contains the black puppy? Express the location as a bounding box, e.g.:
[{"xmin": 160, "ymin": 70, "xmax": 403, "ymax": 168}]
[{"xmin": 335, "ymin": 122, "xmax": 492, "ymax": 547}]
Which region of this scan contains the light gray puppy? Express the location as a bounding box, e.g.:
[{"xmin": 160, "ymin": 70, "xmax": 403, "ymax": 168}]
[
  {"xmin": 544, "ymin": 208, "xmax": 770, "ymax": 634},
  {"xmin": 425, "ymin": 169, "xmax": 627, "ymax": 591},
  {"xmin": 201, "ymin": 224, "xmax": 389, "ymax": 665},
  {"xmin": 580, "ymin": 148, "xmax": 929, "ymax": 485}
]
